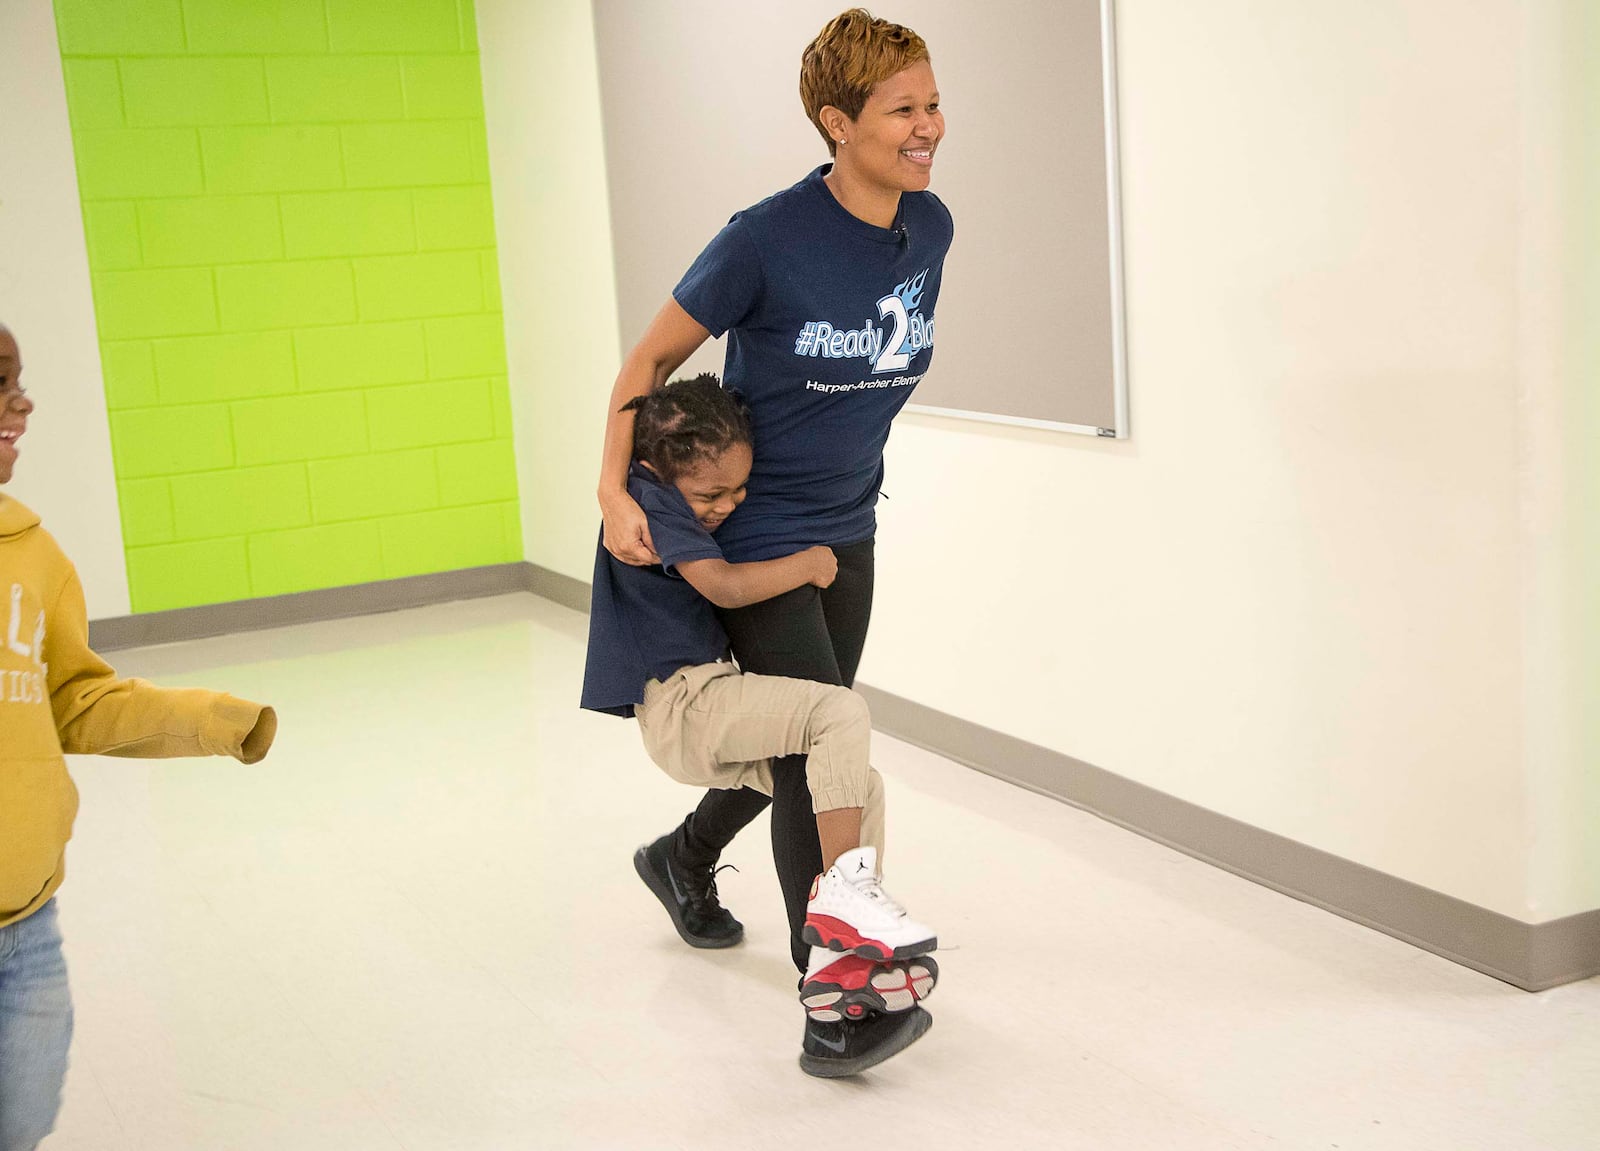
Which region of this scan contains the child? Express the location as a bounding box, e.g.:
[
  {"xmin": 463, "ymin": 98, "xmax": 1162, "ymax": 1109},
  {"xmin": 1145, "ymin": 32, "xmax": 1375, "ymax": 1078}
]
[
  {"xmin": 0, "ymin": 323, "xmax": 277, "ymax": 1149},
  {"xmin": 580, "ymin": 373, "xmax": 937, "ymax": 1078}
]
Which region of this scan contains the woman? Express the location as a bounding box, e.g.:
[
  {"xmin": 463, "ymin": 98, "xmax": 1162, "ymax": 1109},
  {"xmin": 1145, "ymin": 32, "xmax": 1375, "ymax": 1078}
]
[{"xmin": 600, "ymin": 7, "xmax": 950, "ymax": 1047}]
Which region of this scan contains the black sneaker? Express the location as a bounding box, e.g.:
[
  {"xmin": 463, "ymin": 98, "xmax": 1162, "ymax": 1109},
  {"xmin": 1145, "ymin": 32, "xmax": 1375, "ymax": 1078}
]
[
  {"xmin": 633, "ymin": 832, "xmax": 744, "ymax": 949},
  {"xmin": 798, "ymin": 1005, "xmax": 933, "ymax": 1078}
]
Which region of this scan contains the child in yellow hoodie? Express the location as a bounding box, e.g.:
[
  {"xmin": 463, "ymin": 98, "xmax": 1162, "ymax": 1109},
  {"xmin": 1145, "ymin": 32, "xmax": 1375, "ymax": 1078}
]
[{"xmin": 0, "ymin": 323, "xmax": 277, "ymax": 1150}]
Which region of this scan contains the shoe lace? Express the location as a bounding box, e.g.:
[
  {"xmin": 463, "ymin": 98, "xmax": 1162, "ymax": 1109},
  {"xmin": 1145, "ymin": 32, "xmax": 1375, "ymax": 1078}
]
[
  {"xmin": 852, "ymin": 872, "xmax": 907, "ymax": 917},
  {"xmin": 688, "ymin": 862, "xmax": 739, "ymax": 910}
]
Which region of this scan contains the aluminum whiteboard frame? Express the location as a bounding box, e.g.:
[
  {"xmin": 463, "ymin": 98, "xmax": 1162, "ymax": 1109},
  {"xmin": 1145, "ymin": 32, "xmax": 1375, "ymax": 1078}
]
[{"xmin": 906, "ymin": 0, "xmax": 1130, "ymax": 440}]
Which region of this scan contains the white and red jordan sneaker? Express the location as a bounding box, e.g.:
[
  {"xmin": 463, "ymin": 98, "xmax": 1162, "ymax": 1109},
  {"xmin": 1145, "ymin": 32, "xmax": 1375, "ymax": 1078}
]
[
  {"xmin": 800, "ymin": 947, "xmax": 939, "ymax": 1022},
  {"xmin": 801, "ymin": 846, "xmax": 937, "ymax": 961}
]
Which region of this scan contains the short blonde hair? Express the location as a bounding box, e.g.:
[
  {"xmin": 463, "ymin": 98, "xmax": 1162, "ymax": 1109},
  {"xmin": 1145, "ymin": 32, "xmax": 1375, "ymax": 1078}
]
[{"xmin": 800, "ymin": 9, "xmax": 930, "ymax": 156}]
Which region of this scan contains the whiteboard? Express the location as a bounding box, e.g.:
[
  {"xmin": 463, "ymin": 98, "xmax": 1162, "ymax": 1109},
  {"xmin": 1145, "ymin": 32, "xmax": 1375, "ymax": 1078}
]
[{"xmin": 593, "ymin": 0, "xmax": 1128, "ymax": 437}]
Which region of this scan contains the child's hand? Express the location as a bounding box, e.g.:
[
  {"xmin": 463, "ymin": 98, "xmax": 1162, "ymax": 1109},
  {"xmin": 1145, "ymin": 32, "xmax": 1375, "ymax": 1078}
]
[{"xmin": 806, "ymin": 546, "xmax": 838, "ymax": 588}]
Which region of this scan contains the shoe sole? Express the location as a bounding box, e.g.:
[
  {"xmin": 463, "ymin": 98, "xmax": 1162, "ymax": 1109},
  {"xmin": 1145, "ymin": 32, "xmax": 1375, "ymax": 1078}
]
[
  {"xmin": 801, "ymin": 955, "xmax": 938, "ymax": 1022},
  {"xmin": 633, "ymin": 846, "xmax": 744, "ymax": 950},
  {"xmin": 798, "ymin": 1007, "xmax": 933, "ymax": 1078},
  {"xmin": 801, "ymin": 918, "xmax": 936, "ymax": 962}
]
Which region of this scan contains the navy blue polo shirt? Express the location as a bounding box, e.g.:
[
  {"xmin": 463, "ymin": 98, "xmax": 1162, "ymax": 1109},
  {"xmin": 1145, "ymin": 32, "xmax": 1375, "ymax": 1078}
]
[
  {"xmin": 674, "ymin": 165, "xmax": 953, "ymax": 562},
  {"xmin": 580, "ymin": 465, "xmax": 729, "ymax": 718}
]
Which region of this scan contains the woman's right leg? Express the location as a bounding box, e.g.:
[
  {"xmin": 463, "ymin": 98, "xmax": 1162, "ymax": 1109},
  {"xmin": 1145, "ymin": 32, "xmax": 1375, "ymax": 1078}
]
[
  {"xmin": 638, "ymin": 663, "xmax": 876, "ymax": 955},
  {"xmin": 674, "ymin": 785, "xmax": 769, "ymax": 871}
]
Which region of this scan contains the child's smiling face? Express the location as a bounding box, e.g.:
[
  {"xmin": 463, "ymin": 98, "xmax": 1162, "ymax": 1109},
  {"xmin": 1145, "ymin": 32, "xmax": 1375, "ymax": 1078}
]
[
  {"xmin": 671, "ymin": 442, "xmax": 752, "ymax": 532},
  {"xmin": 0, "ymin": 328, "xmax": 31, "ymax": 486}
]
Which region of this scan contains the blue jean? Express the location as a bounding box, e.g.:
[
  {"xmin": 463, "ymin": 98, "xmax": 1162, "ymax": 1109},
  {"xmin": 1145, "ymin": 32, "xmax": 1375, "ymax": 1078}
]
[{"xmin": 0, "ymin": 899, "xmax": 73, "ymax": 1151}]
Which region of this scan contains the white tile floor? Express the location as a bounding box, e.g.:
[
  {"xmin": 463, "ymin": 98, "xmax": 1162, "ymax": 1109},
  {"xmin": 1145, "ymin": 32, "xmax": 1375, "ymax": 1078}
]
[{"xmin": 43, "ymin": 594, "xmax": 1599, "ymax": 1150}]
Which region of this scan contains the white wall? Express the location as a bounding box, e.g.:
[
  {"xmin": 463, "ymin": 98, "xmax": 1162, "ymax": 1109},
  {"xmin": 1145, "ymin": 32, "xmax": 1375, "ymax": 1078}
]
[
  {"xmin": 476, "ymin": 0, "xmax": 620, "ymax": 584},
  {"xmin": 1, "ymin": 0, "xmax": 1585, "ymax": 923},
  {"xmin": 0, "ymin": 0, "xmax": 131, "ymax": 617},
  {"xmin": 1518, "ymin": 0, "xmax": 1600, "ymax": 920},
  {"xmin": 499, "ymin": 1, "xmax": 1597, "ymax": 922},
  {"xmin": 874, "ymin": 0, "xmax": 1595, "ymax": 922}
]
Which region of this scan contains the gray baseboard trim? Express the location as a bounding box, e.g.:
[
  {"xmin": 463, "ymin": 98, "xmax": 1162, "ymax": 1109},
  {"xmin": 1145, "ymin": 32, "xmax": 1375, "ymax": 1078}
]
[
  {"xmin": 86, "ymin": 563, "xmax": 1599, "ymax": 990},
  {"xmin": 88, "ymin": 562, "xmax": 546, "ymax": 652},
  {"xmin": 856, "ymin": 683, "xmax": 1600, "ymax": 992},
  {"xmin": 523, "ymin": 562, "xmax": 591, "ymax": 615}
]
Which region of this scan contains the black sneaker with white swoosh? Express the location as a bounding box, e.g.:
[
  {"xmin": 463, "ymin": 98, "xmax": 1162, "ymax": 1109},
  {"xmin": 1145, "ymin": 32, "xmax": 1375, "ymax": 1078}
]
[
  {"xmin": 633, "ymin": 831, "xmax": 744, "ymax": 948},
  {"xmin": 799, "ymin": 1005, "xmax": 932, "ymax": 1078}
]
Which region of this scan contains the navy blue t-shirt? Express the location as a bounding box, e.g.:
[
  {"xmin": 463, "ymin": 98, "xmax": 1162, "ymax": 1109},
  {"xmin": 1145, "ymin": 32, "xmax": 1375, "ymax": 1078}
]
[
  {"xmin": 580, "ymin": 465, "xmax": 729, "ymax": 718},
  {"xmin": 674, "ymin": 165, "xmax": 953, "ymax": 562}
]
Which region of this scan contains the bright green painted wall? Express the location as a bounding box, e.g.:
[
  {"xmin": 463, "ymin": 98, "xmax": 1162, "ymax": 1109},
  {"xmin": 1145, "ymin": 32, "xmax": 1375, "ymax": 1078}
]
[{"xmin": 54, "ymin": 0, "xmax": 519, "ymax": 613}]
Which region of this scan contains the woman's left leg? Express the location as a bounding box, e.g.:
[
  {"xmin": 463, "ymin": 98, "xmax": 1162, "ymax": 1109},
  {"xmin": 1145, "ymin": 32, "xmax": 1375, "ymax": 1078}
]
[
  {"xmin": 673, "ymin": 536, "xmax": 876, "ymax": 866},
  {"xmin": 716, "ymin": 539, "xmax": 876, "ymax": 973}
]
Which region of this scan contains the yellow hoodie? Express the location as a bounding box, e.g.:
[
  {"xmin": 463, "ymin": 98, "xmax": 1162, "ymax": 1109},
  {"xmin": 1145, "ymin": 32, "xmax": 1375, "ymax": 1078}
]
[{"xmin": 0, "ymin": 494, "xmax": 276, "ymax": 928}]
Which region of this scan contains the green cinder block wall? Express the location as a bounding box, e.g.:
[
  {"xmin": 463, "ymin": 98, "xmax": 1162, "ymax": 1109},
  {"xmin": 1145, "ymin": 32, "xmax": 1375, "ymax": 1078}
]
[{"xmin": 54, "ymin": 0, "xmax": 521, "ymax": 613}]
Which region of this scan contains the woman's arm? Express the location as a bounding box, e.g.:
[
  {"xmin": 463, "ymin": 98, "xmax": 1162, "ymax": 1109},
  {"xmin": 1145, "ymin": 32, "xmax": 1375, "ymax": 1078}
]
[
  {"xmin": 676, "ymin": 546, "xmax": 837, "ymax": 611},
  {"xmin": 600, "ymin": 299, "xmax": 712, "ymax": 565}
]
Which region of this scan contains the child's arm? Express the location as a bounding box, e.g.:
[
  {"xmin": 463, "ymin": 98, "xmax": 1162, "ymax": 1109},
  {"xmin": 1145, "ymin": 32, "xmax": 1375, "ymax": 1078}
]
[
  {"xmin": 45, "ymin": 567, "xmax": 276, "ymax": 763},
  {"xmin": 675, "ymin": 545, "xmax": 837, "ymax": 610}
]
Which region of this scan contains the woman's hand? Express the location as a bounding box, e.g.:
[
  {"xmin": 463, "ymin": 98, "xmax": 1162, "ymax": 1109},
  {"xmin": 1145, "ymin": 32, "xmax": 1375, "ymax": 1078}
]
[
  {"xmin": 805, "ymin": 545, "xmax": 838, "ymax": 589},
  {"xmin": 596, "ymin": 300, "xmax": 712, "ymax": 562},
  {"xmin": 601, "ymin": 490, "xmax": 660, "ymax": 566}
]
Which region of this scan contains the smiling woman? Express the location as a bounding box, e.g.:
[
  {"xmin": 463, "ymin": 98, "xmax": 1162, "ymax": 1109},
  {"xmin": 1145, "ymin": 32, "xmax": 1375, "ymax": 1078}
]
[
  {"xmin": 802, "ymin": 26, "xmax": 943, "ymax": 228},
  {"xmin": 586, "ymin": 8, "xmax": 954, "ymax": 1078}
]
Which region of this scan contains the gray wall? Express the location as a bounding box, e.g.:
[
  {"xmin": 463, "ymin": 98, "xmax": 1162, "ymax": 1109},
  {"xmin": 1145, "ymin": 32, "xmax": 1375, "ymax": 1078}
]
[{"xmin": 591, "ymin": 0, "xmax": 1122, "ymax": 431}]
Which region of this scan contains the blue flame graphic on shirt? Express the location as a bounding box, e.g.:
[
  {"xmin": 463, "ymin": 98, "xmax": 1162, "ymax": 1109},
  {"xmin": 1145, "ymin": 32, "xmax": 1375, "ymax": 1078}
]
[
  {"xmin": 791, "ymin": 269, "xmax": 935, "ymax": 374},
  {"xmin": 894, "ymin": 271, "xmax": 927, "ymax": 313}
]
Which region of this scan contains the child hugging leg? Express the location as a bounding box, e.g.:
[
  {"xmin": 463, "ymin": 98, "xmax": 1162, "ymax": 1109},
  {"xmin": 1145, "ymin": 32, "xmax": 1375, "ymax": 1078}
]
[
  {"xmin": 636, "ymin": 663, "xmax": 932, "ymax": 1022},
  {"xmin": 580, "ymin": 373, "xmax": 936, "ymax": 1077}
]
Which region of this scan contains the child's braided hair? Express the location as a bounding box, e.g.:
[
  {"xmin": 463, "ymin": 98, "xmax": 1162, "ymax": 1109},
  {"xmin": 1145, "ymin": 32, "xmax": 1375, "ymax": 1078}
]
[{"xmin": 621, "ymin": 372, "xmax": 753, "ymax": 484}]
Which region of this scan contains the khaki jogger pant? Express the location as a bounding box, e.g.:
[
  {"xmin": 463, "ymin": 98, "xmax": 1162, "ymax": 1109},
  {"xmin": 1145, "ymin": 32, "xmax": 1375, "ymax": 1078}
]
[{"xmin": 635, "ymin": 661, "xmax": 886, "ymax": 860}]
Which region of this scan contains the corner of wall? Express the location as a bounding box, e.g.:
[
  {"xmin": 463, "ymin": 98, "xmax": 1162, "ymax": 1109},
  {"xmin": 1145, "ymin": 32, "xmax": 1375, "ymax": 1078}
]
[
  {"xmin": 1519, "ymin": 0, "xmax": 1600, "ymax": 919},
  {"xmin": 0, "ymin": 0, "xmax": 131, "ymax": 617},
  {"xmin": 477, "ymin": 0, "xmax": 621, "ymax": 585}
]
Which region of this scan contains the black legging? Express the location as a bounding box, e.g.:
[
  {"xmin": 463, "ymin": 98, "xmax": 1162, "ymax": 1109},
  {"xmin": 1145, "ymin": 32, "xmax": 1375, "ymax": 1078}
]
[{"xmin": 676, "ymin": 537, "xmax": 875, "ymax": 974}]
